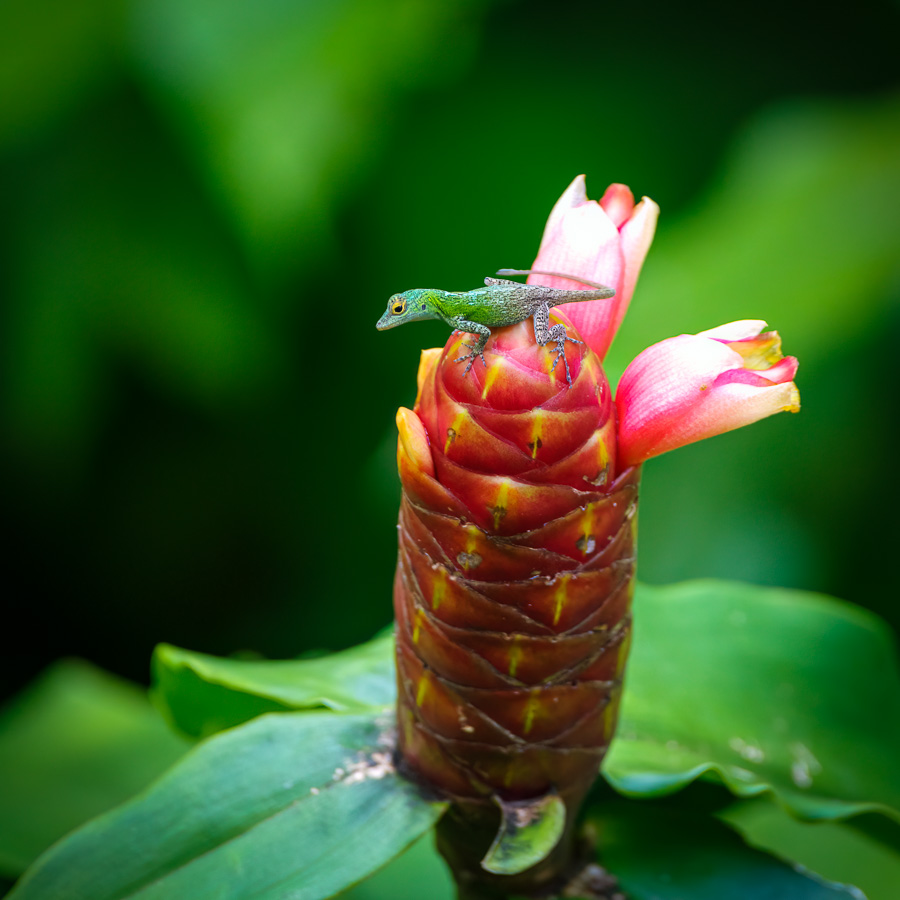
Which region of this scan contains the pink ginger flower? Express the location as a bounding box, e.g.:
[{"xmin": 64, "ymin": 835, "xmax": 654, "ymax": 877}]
[
  {"xmin": 527, "ymin": 175, "xmax": 800, "ymax": 463},
  {"xmin": 616, "ymin": 321, "xmax": 800, "ymax": 466}
]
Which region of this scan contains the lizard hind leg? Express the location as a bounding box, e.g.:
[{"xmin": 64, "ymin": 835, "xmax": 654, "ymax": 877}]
[{"xmin": 533, "ymin": 305, "xmax": 582, "ymax": 385}]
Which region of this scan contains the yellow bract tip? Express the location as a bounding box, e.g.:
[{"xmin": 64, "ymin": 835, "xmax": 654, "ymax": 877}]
[
  {"xmin": 412, "ymin": 608, "xmax": 425, "ymax": 645},
  {"xmin": 530, "ymin": 411, "xmax": 543, "ymax": 459},
  {"xmin": 481, "ymin": 361, "xmax": 503, "ymax": 400},
  {"xmin": 416, "ymin": 673, "xmax": 430, "ymax": 707},
  {"xmin": 522, "ymin": 689, "xmax": 541, "ymax": 735},
  {"xmin": 552, "ymin": 574, "xmax": 571, "ymax": 626},
  {"xmin": 508, "ymin": 640, "xmax": 522, "ymax": 678},
  {"xmin": 489, "ymin": 479, "xmax": 512, "ymax": 531},
  {"xmin": 432, "ymin": 568, "xmax": 447, "ymax": 611},
  {"xmin": 396, "ymin": 407, "xmax": 434, "ymax": 477},
  {"xmin": 416, "ymin": 348, "xmax": 442, "ymax": 405},
  {"xmin": 445, "ymin": 410, "xmax": 468, "ymax": 454}
]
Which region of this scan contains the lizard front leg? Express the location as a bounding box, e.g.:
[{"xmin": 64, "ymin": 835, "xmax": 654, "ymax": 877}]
[
  {"xmin": 450, "ymin": 319, "xmax": 492, "ymax": 376},
  {"xmin": 532, "ymin": 303, "xmax": 582, "ymax": 385}
]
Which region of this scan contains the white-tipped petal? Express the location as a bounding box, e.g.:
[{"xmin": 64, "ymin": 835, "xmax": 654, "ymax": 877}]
[{"xmin": 539, "ymin": 174, "xmax": 589, "ymax": 246}]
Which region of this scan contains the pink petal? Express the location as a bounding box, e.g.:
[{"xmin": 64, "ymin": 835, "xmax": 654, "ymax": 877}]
[
  {"xmin": 529, "ymin": 203, "xmax": 624, "ymax": 358},
  {"xmin": 760, "ymin": 356, "xmax": 799, "ymax": 383},
  {"xmin": 531, "ymin": 202, "xmax": 620, "ymax": 287},
  {"xmin": 616, "ymin": 331, "xmax": 800, "ymax": 467},
  {"xmin": 612, "ymin": 196, "xmax": 659, "ymax": 354},
  {"xmin": 714, "ymin": 367, "xmax": 788, "ymax": 387},
  {"xmin": 627, "ymin": 380, "xmax": 800, "ymax": 464},
  {"xmin": 698, "ymin": 320, "xmax": 768, "ymax": 342},
  {"xmin": 619, "ymin": 333, "xmax": 744, "ymax": 412},
  {"xmin": 527, "ymin": 177, "xmax": 658, "ymax": 361},
  {"xmin": 599, "ymin": 183, "xmax": 635, "ymax": 228}
]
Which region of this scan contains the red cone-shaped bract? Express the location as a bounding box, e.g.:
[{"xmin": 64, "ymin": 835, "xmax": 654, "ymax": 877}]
[{"xmin": 394, "ymin": 318, "xmax": 638, "ymax": 817}]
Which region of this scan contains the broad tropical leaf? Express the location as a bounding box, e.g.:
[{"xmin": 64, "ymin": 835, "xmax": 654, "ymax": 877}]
[
  {"xmin": 153, "ymin": 629, "xmax": 394, "ymax": 737},
  {"xmin": 722, "ymin": 798, "xmax": 900, "ymax": 900},
  {"xmin": 605, "ymin": 580, "xmax": 900, "ymax": 822},
  {"xmin": 586, "ymin": 796, "xmax": 863, "ymax": 899},
  {"xmin": 9, "ymin": 712, "xmax": 445, "ymax": 900}
]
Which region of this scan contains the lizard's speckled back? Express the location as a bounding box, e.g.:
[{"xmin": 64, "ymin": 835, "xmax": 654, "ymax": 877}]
[{"xmin": 433, "ymin": 283, "xmax": 610, "ymax": 328}]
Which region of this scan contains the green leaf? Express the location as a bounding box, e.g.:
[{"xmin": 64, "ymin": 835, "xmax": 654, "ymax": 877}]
[
  {"xmin": 481, "ymin": 793, "xmax": 566, "ymax": 876},
  {"xmin": 721, "ymin": 799, "xmax": 900, "ymax": 900},
  {"xmin": 0, "ymin": 660, "xmax": 188, "ymax": 878},
  {"xmin": 153, "ymin": 629, "xmax": 395, "ymax": 738},
  {"xmin": 9, "ymin": 711, "xmax": 445, "ymax": 900},
  {"xmin": 587, "ymin": 797, "xmax": 863, "ymax": 899},
  {"xmin": 605, "ymin": 580, "xmax": 900, "ymax": 822},
  {"xmin": 341, "ymin": 834, "xmax": 454, "ymax": 900}
]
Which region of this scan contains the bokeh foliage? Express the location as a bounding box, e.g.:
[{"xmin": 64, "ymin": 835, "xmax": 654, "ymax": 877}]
[
  {"xmin": 0, "ymin": 661, "xmax": 187, "ymax": 878},
  {"xmin": 1, "ymin": 0, "xmax": 898, "ymax": 712}
]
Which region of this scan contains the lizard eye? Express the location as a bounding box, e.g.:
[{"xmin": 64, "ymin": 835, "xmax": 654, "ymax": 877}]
[{"xmin": 391, "ymin": 299, "xmax": 406, "ymax": 315}]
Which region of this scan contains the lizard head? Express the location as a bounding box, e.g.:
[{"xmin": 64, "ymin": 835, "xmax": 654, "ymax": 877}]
[{"xmin": 376, "ymin": 289, "xmax": 439, "ymax": 330}]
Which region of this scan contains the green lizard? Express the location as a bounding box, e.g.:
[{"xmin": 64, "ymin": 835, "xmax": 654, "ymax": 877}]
[{"xmin": 375, "ymin": 269, "xmax": 615, "ymax": 384}]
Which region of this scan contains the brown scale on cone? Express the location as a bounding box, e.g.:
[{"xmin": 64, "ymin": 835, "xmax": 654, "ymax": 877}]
[{"xmin": 394, "ymin": 317, "xmax": 638, "ymax": 813}]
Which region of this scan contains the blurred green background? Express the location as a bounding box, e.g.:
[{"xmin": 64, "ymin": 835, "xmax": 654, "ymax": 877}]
[{"xmin": 1, "ymin": 0, "xmax": 899, "ymax": 704}]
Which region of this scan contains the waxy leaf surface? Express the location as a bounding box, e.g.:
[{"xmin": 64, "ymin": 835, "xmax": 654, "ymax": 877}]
[
  {"xmin": 586, "ymin": 797, "xmax": 863, "ymax": 900},
  {"xmin": 605, "ymin": 580, "xmax": 900, "ymax": 822},
  {"xmin": 153, "ymin": 629, "xmax": 395, "ymax": 737},
  {"xmin": 9, "ymin": 712, "xmax": 445, "ymax": 900},
  {"xmin": 0, "ymin": 661, "xmax": 187, "ymax": 877},
  {"xmin": 722, "ymin": 798, "xmax": 900, "ymax": 900}
]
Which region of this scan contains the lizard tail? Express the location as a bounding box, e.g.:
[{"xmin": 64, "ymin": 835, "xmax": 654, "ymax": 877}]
[{"xmin": 496, "ymin": 269, "xmax": 615, "ymax": 299}]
